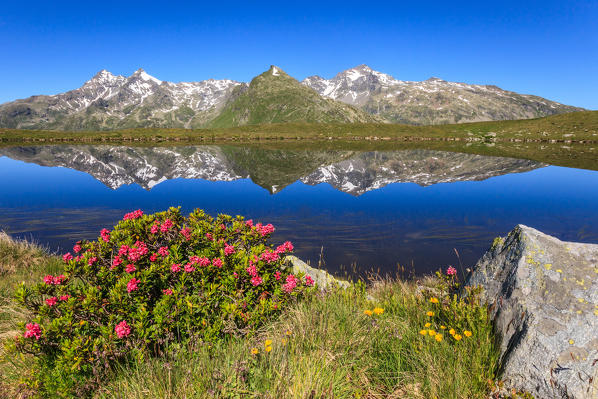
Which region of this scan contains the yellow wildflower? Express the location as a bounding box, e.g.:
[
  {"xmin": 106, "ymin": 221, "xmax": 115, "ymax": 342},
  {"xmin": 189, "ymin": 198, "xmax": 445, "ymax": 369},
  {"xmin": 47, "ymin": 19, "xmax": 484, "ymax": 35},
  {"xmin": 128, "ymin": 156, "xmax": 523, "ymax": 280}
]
[
  {"xmin": 426, "ymin": 311, "xmax": 435, "ymax": 317},
  {"xmin": 569, "ymin": 339, "xmax": 575, "ymax": 345},
  {"xmin": 264, "ymin": 339, "xmax": 272, "ymax": 347},
  {"xmin": 430, "ymin": 297, "xmax": 439, "ymax": 304},
  {"xmin": 251, "ymin": 348, "xmax": 259, "ymax": 355},
  {"xmin": 285, "ymin": 330, "xmax": 292, "ymax": 336},
  {"xmin": 373, "ymin": 307, "xmax": 384, "ymax": 315},
  {"xmin": 440, "ymin": 325, "xmax": 446, "ymax": 330},
  {"xmin": 449, "ymin": 328, "xmax": 455, "ymax": 335},
  {"xmin": 265, "ymin": 345, "xmax": 272, "ymax": 353},
  {"xmin": 453, "ymin": 334, "xmax": 462, "ymax": 341},
  {"xmin": 464, "ymin": 330, "xmax": 472, "ymax": 337},
  {"xmin": 428, "ymin": 330, "xmax": 436, "ymax": 336},
  {"xmin": 419, "ymin": 329, "xmax": 427, "ymax": 336},
  {"xmin": 435, "ymin": 334, "xmax": 443, "ymax": 342},
  {"xmin": 424, "ymin": 322, "xmax": 431, "ymax": 328},
  {"xmin": 364, "ymin": 309, "xmax": 373, "ymax": 316}
]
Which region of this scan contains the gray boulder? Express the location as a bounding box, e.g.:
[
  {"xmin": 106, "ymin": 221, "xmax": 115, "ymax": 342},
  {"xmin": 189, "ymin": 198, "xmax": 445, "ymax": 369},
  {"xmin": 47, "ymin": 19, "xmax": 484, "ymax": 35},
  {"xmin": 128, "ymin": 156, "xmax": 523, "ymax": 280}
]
[
  {"xmin": 285, "ymin": 255, "xmax": 350, "ymax": 290},
  {"xmin": 466, "ymin": 225, "xmax": 598, "ymax": 398}
]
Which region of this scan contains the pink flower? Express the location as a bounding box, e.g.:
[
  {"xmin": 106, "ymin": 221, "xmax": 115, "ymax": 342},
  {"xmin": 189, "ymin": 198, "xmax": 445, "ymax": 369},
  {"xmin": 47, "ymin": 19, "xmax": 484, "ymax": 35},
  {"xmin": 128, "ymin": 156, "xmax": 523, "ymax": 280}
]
[
  {"xmin": 171, "ymin": 263, "xmax": 181, "ymax": 273},
  {"xmin": 60, "ymin": 295, "xmax": 71, "ymax": 301},
  {"xmin": 73, "ymin": 244, "xmax": 82, "ymax": 253},
  {"xmin": 115, "ymin": 320, "xmax": 131, "ymax": 338},
  {"xmin": 274, "ymin": 271, "xmax": 281, "ymax": 280},
  {"xmin": 123, "ymin": 209, "xmax": 143, "ymax": 220},
  {"xmin": 45, "ymin": 297, "xmax": 58, "ymax": 307},
  {"xmin": 446, "ymin": 266, "xmax": 457, "ymax": 276},
  {"xmin": 62, "ymin": 253, "xmax": 73, "ymax": 262},
  {"xmin": 212, "ymin": 258, "xmax": 223, "ymax": 268},
  {"xmin": 250, "ymin": 275, "xmax": 263, "ymax": 286},
  {"xmin": 158, "ymin": 246, "xmax": 169, "ymax": 257},
  {"xmin": 246, "ymin": 219, "xmax": 253, "ymax": 228},
  {"xmin": 125, "ymin": 264, "xmax": 136, "ymax": 273},
  {"xmin": 88, "ymin": 257, "xmax": 97, "ymax": 266},
  {"xmin": 255, "ymin": 223, "xmax": 275, "ymax": 237},
  {"xmin": 180, "ymin": 227, "xmax": 191, "ymax": 240},
  {"xmin": 282, "ymin": 274, "xmax": 299, "ymax": 293},
  {"xmin": 53, "ymin": 275, "xmax": 66, "ymax": 285},
  {"xmin": 24, "ymin": 323, "xmax": 42, "ymax": 340},
  {"xmin": 150, "ymin": 223, "xmax": 160, "ymax": 234},
  {"xmin": 260, "ymin": 250, "xmax": 279, "ymax": 264},
  {"xmin": 160, "ymin": 219, "xmax": 173, "ymax": 233},
  {"xmin": 233, "ymin": 272, "xmax": 238, "ymax": 278},
  {"xmin": 275, "ymin": 241, "xmax": 294, "ymax": 254},
  {"xmin": 205, "ymin": 233, "xmax": 213, "ymax": 241},
  {"xmin": 184, "ymin": 263, "xmax": 195, "ymax": 273},
  {"xmin": 111, "ymin": 256, "xmax": 122, "ymax": 270},
  {"xmin": 246, "ymin": 264, "xmax": 258, "ymax": 276},
  {"xmin": 126, "ymin": 278, "xmax": 139, "ymax": 293},
  {"xmin": 224, "ymin": 244, "xmax": 235, "ymax": 256},
  {"xmin": 305, "ymin": 275, "xmax": 314, "ymax": 287},
  {"xmin": 220, "ymin": 224, "xmax": 226, "ymax": 230},
  {"xmin": 162, "ymin": 288, "xmax": 173, "ymax": 295},
  {"xmin": 100, "ymin": 228, "xmax": 111, "ymax": 242},
  {"xmin": 118, "ymin": 245, "xmax": 129, "ymax": 256},
  {"xmin": 43, "ymin": 275, "xmax": 54, "ymax": 285}
]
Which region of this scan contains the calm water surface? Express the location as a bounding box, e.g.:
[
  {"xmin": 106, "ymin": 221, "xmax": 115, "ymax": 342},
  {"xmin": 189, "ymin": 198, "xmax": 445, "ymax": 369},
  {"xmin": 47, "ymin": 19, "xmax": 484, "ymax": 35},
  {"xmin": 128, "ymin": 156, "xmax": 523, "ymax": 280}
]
[{"xmin": 0, "ymin": 145, "xmax": 597, "ymax": 276}]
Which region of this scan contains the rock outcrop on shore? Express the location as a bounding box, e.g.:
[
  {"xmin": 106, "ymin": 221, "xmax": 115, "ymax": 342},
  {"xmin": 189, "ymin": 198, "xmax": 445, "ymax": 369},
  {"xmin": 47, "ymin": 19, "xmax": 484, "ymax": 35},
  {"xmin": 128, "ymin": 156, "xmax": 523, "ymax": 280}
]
[{"xmin": 466, "ymin": 225, "xmax": 598, "ymax": 398}]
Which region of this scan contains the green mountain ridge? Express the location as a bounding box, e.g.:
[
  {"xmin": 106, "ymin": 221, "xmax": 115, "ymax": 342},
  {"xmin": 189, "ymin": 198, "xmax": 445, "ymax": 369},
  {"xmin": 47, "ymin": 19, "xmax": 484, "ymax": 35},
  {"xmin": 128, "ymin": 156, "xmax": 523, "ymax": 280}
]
[{"xmin": 209, "ymin": 66, "xmax": 380, "ymax": 127}]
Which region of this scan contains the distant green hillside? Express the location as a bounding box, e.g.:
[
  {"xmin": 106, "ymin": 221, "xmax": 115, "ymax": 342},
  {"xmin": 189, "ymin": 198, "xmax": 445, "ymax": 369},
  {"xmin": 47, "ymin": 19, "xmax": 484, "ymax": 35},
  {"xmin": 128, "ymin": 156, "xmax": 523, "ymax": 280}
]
[{"xmin": 208, "ymin": 66, "xmax": 380, "ymax": 127}]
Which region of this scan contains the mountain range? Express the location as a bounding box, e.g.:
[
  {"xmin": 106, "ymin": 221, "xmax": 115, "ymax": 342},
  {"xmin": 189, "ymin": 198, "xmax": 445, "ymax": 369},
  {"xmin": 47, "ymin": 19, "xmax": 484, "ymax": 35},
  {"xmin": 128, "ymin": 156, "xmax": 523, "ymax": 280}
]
[
  {"xmin": 0, "ymin": 145, "xmax": 543, "ymax": 194},
  {"xmin": 0, "ymin": 66, "xmax": 582, "ymax": 130}
]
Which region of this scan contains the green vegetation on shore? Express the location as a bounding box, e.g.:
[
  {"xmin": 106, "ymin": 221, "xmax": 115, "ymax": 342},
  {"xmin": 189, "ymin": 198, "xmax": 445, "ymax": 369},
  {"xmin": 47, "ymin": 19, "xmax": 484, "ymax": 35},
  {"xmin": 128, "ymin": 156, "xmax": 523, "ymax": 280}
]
[
  {"xmin": 0, "ymin": 231, "xmax": 500, "ymax": 398},
  {"xmin": 1, "ymin": 110, "xmax": 597, "ymax": 144}
]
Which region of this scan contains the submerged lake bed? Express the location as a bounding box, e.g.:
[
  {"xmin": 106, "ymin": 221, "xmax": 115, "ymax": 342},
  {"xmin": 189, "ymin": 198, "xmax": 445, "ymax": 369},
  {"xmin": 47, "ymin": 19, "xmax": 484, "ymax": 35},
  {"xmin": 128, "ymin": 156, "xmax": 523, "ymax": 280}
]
[{"xmin": 1, "ymin": 143, "xmax": 597, "ymax": 277}]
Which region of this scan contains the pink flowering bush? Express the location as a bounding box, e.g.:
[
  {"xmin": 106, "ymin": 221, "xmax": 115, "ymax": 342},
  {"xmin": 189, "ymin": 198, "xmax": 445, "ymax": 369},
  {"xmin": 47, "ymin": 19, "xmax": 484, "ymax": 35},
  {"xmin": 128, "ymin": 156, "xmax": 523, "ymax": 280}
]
[{"xmin": 12, "ymin": 207, "xmax": 313, "ymax": 396}]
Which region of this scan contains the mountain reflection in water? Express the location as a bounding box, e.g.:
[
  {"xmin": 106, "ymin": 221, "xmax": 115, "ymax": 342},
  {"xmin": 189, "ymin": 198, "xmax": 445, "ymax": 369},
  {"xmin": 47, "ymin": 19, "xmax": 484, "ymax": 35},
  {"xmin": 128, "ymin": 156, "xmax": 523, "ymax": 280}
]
[{"xmin": 1, "ymin": 145, "xmax": 597, "ymax": 277}]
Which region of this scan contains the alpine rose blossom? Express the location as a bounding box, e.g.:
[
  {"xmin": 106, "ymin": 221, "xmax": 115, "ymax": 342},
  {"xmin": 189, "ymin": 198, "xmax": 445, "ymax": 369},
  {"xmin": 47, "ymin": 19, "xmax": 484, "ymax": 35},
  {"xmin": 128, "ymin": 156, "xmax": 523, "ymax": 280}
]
[
  {"xmin": 125, "ymin": 264, "xmax": 136, "ymax": 273},
  {"xmin": 126, "ymin": 278, "xmax": 139, "ymax": 293},
  {"xmin": 180, "ymin": 227, "xmax": 191, "ymax": 240},
  {"xmin": 45, "ymin": 297, "xmax": 58, "ymax": 307},
  {"xmin": 150, "ymin": 253, "xmax": 158, "ymax": 262},
  {"xmin": 24, "ymin": 323, "xmax": 42, "ymax": 340},
  {"xmin": 446, "ymin": 266, "xmax": 457, "ymax": 276},
  {"xmin": 274, "ymin": 271, "xmax": 281, "ymax": 280},
  {"xmin": 43, "ymin": 275, "xmax": 54, "ymax": 285},
  {"xmin": 150, "ymin": 223, "xmax": 160, "ymax": 234},
  {"xmin": 205, "ymin": 233, "xmax": 213, "ymax": 241},
  {"xmin": 88, "ymin": 257, "xmax": 97, "ymax": 266},
  {"xmin": 60, "ymin": 295, "xmax": 71, "ymax": 301},
  {"xmin": 224, "ymin": 244, "xmax": 235, "ymax": 256},
  {"xmin": 162, "ymin": 288, "xmax": 173, "ymax": 295},
  {"xmin": 212, "ymin": 258, "xmax": 223, "ymax": 268},
  {"xmin": 115, "ymin": 321, "xmax": 131, "ymax": 338},
  {"xmin": 73, "ymin": 244, "xmax": 82, "ymax": 253},
  {"xmin": 123, "ymin": 210, "xmax": 143, "ymax": 220},
  {"xmin": 282, "ymin": 274, "xmax": 299, "ymax": 293},
  {"xmin": 184, "ymin": 263, "xmax": 195, "ymax": 273},
  {"xmin": 100, "ymin": 228, "xmax": 111, "ymax": 242},
  {"xmin": 160, "ymin": 219, "xmax": 173, "ymax": 232},
  {"xmin": 305, "ymin": 275, "xmax": 314, "ymax": 287},
  {"xmin": 62, "ymin": 253, "xmax": 73, "ymax": 262},
  {"xmin": 158, "ymin": 246, "xmax": 169, "ymax": 257},
  {"xmin": 171, "ymin": 263, "xmax": 181, "ymax": 273},
  {"xmin": 250, "ymin": 275, "xmax": 263, "ymax": 286}
]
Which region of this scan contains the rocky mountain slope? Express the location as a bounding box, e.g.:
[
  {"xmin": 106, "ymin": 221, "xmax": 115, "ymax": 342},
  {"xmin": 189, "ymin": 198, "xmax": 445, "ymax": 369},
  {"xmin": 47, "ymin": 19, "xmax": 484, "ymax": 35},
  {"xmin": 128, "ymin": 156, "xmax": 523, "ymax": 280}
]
[
  {"xmin": 0, "ymin": 146, "xmax": 543, "ymax": 194},
  {"xmin": 0, "ymin": 65, "xmax": 582, "ymax": 130},
  {"xmin": 303, "ymin": 65, "xmax": 583, "ymax": 125}
]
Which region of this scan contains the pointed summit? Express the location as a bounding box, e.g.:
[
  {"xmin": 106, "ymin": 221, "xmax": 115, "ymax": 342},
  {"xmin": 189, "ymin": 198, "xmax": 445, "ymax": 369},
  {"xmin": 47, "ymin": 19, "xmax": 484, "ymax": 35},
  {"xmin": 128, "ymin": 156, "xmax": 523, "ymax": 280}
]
[
  {"xmin": 84, "ymin": 69, "xmax": 124, "ymax": 86},
  {"xmin": 130, "ymin": 68, "xmax": 162, "ymax": 84}
]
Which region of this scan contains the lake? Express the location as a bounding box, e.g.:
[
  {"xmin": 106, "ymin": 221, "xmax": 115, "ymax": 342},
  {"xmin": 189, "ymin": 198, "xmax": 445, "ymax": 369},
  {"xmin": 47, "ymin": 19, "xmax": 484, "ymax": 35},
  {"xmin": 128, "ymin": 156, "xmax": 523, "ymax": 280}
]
[{"xmin": 1, "ymin": 144, "xmax": 597, "ymax": 277}]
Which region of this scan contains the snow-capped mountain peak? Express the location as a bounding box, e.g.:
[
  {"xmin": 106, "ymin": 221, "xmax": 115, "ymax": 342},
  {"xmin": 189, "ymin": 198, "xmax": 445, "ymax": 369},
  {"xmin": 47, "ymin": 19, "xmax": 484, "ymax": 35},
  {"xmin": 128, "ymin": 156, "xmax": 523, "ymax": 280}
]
[{"xmin": 131, "ymin": 68, "xmax": 162, "ymax": 85}]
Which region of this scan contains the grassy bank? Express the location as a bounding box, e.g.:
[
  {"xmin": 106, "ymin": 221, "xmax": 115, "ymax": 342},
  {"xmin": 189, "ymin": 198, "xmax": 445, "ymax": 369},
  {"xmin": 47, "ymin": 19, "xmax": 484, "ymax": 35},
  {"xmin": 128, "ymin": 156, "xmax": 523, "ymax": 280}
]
[
  {"xmin": 1, "ymin": 111, "xmax": 597, "ymax": 143},
  {"xmin": 0, "ymin": 233, "xmax": 500, "ymax": 398}
]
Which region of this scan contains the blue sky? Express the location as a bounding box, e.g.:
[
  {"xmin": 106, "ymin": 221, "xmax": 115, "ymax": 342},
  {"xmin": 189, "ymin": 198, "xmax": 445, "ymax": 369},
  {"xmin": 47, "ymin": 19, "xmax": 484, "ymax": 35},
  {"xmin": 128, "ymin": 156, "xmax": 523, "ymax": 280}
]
[{"xmin": 1, "ymin": 0, "xmax": 596, "ymax": 109}]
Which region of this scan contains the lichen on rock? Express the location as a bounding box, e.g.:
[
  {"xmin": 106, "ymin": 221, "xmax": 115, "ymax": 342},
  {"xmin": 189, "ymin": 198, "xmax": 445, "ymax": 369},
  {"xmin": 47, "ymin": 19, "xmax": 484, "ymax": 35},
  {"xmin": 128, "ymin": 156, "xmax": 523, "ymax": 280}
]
[{"xmin": 465, "ymin": 225, "xmax": 598, "ymax": 398}]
